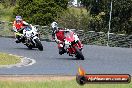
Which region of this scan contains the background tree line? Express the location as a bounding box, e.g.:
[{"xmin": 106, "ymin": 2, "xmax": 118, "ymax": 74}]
[
  {"xmin": 80, "ymin": 0, "xmax": 132, "ymax": 34},
  {"xmin": 1, "ymin": 0, "xmax": 132, "ymax": 34},
  {"xmin": 13, "ymin": 0, "xmax": 68, "ymax": 25},
  {"xmin": 0, "ymin": 0, "xmax": 16, "ymax": 7}
]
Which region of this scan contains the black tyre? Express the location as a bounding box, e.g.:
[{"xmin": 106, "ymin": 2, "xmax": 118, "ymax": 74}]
[
  {"xmin": 75, "ymin": 46, "xmax": 84, "ymax": 60},
  {"xmin": 34, "ymin": 38, "xmax": 43, "ymax": 51}
]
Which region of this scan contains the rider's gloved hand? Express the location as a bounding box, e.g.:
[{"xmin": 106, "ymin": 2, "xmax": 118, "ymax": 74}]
[
  {"xmin": 55, "ymin": 40, "xmax": 60, "ymax": 44},
  {"xmin": 13, "ymin": 27, "xmax": 18, "ymax": 32},
  {"xmin": 55, "ymin": 40, "xmax": 63, "ymax": 44},
  {"xmin": 17, "ymin": 27, "xmax": 24, "ymax": 32}
]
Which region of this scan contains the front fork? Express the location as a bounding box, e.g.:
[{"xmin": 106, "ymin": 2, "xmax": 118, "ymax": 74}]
[
  {"xmin": 58, "ymin": 40, "xmax": 83, "ymax": 56},
  {"xmin": 77, "ymin": 40, "xmax": 83, "ymax": 50},
  {"xmin": 68, "ymin": 41, "xmax": 83, "ymax": 56}
]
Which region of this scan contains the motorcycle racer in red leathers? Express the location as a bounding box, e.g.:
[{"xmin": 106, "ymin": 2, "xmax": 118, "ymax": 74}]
[
  {"xmin": 51, "ymin": 22, "xmax": 83, "ymax": 55},
  {"xmin": 13, "ymin": 16, "xmax": 30, "ymax": 43}
]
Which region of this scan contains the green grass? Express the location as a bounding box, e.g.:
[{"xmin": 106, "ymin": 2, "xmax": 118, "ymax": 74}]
[
  {"xmin": 0, "ymin": 4, "xmax": 15, "ymax": 21},
  {"xmin": 0, "ymin": 28, "xmax": 14, "ymax": 37},
  {"xmin": 0, "ymin": 4, "xmax": 14, "ymax": 37},
  {"xmin": 0, "ymin": 79, "xmax": 131, "ymax": 88},
  {"xmin": 0, "ymin": 52, "xmax": 21, "ymax": 65}
]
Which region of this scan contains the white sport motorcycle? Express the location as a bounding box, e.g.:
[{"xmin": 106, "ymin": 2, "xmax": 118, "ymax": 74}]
[{"xmin": 15, "ymin": 25, "xmax": 43, "ymax": 51}]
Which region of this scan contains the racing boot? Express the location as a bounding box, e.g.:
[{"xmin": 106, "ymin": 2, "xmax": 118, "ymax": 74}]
[
  {"xmin": 15, "ymin": 39, "xmax": 21, "ymax": 43},
  {"xmin": 15, "ymin": 36, "xmax": 21, "ymax": 43},
  {"xmin": 59, "ymin": 48, "xmax": 66, "ymax": 55}
]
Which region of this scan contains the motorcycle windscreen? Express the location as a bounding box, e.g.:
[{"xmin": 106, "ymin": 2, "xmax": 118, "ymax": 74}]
[
  {"xmin": 25, "ymin": 26, "xmax": 32, "ymax": 31},
  {"xmin": 65, "ymin": 31, "xmax": 75, "ymax": 42}
]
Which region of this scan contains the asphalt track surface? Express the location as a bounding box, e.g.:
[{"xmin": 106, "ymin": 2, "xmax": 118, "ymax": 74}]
[{"xmin": 0, "ymin": 37, "xmax": 132, "ymax": 75}]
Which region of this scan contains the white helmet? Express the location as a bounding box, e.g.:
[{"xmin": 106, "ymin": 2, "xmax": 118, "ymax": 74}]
[
  {"xmin": 51, "ymin": 22, "xmax": 58, "ymax": 28},
  {"xmin": 51, "ymin": 21, "xmax": 58, "ymax": 31}
]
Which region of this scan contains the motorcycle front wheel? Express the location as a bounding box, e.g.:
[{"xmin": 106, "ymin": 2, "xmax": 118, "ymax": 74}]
[
  {"xmin": 75, "ymin": 46, "xmax": 84, "ymax": 60},
  {"xmin": 34, "ymin": 38, "xmax": 43, "ymax": 51}
]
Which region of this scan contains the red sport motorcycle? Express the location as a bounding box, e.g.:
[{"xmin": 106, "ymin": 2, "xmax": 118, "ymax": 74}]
[{"xmin": 58, "ymin": 30, "xmax": 84, "ymax": 60}]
